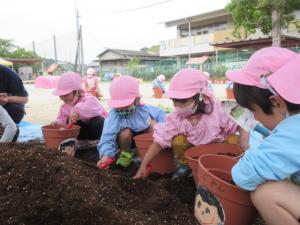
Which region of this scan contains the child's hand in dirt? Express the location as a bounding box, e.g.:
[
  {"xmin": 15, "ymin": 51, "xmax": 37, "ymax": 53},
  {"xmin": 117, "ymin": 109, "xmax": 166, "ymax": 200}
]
[
  {"xmin": 69, "ymin": 112, "xmax": 79, "ymax": 124},
  {"xmin": 133, "ymin": 164, "xmax": 149, "ymax": 179},
  {"xmin": 50, "ymin": 121, "xmax": 58, "ymax": 127},
  {"xmin": 97, "ymin": 155, "xmax": 112, "ymax": 168}
]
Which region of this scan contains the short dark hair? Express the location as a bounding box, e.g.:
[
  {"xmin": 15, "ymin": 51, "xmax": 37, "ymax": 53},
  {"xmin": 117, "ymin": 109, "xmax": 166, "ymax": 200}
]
[
  {"xmin": 193, "ymin": 93, "xmax": 213, "ymax": 115},
  {"xmin": 196, "ymin": 186, "xmax": 224, "ymax": 222},
  {"xmin": 233, "ymin": 83, "xmax": 300, "ymax": 114}
]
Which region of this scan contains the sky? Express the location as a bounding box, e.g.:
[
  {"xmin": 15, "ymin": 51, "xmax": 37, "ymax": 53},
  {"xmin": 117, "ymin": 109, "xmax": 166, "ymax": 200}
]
[{"xmin": 0, "ymin": 0, "xmax": 230, "ymax": 63}]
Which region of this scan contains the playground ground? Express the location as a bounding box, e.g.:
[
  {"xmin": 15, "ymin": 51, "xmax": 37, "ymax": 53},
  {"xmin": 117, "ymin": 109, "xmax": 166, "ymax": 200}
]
[{"xmin": 23, "ymin": 82, "xmax": 228, "ymax": 125}]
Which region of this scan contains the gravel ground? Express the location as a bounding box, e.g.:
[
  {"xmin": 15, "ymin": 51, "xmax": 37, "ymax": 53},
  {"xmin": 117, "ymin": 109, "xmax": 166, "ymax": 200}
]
[{"xmin": 23, "ymin": 82, "xmax": 227, "ymax": 125}]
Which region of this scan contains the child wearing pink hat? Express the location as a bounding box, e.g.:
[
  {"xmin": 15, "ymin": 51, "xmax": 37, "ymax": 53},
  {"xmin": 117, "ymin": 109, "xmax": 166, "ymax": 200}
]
[
  {"xmin": 134, "ymin": 68, "xmax": 248, "ymax": 180},
  {"xmin": 52, "ymin": 72, "xmax": 108, "ymax": 150},
  {"xmin": 97, "ymin": 75, "xmax": 165, "ymax": 169},
  {"xmin": 82, "ymin": 68, "xmax": 103, "ymax": 99},
  {"xmin": 226, "ymin": 47, "xmax": 300, "ymax": 225}
]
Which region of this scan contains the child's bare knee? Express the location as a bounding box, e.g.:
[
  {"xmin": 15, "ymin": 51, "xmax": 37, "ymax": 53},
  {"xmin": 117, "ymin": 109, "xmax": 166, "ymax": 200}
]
[
  {"xmin": 118, "ymin": 128, "xmax": 132, "ymax": 140},
  {"xmin": 251, "ymin": 181, "xmax": 277, "ymax": 205},
  {"xmin": 148, "ymin": 120, "xmax": 156, "ymax": 133}
]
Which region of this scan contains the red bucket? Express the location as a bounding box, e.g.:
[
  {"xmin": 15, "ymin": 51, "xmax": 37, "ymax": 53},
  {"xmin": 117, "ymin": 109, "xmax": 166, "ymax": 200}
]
[
  {"xmin": 196, "ymin": 154, "xmax": 257, "ymax": 225},
  {"xmin": 152, "ymin": 88, "xmax": 164, "ymax": 98},
  {"xmin": 134, "ymin": 133, "xmax": 175, "ymax": 174},
  {"xmin": 41, "ymin": 124, "xmax": 80, "ymax": 150},
  {"xmin": 185, "ymin": 143, "xmax": 242, "ymax": 187}
]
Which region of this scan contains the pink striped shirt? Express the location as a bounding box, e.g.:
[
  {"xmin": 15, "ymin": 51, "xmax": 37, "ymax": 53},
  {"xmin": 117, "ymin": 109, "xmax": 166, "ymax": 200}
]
[
  {"xmin": 55, "ymin": 93, "xmax": 108, "ymax": 125},
  {"xmin": 153, "ymin": 100, "xmax": 238, "ymax": 148}
]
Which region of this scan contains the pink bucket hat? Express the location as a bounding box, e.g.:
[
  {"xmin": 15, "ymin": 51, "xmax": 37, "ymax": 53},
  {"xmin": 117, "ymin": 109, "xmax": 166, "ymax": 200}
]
[
  {"xmin": 226, "ymin": 47, "xmax": 300, "ymax": 104},
  {"xmin": 53, "ymin": 72, "xmax": 83, "ymax": 96},
  {"xmin": 108, "ymin": 75, "xmax": 140, "ymax": 108},
  {"xmin": 165, "ymin": 68, "xmax": 209, "ymax": 99}
]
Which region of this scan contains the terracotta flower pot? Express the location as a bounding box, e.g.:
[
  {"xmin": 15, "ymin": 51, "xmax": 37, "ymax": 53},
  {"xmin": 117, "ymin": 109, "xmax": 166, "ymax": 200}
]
[
  {"xmin": 133, "ymin": 133, "xmax": 176, "ymax": 174},
  {"xmin": 196, "ymin": 154, "xmax": 257, "ymax": 225},
  {"xmin": 184, "ymin": 143, "xmax": 243, "ymax": 187},
  {"xmin": 41, "ymin": 124, "xmax": 80, "ymax": 150},
  {"xmin": 226, "ymin": 88, "xmax": 235, "ymax": 99},
  {"xmin": 152, "ymin": 88, "xmax": 164, "ymax": 98}
]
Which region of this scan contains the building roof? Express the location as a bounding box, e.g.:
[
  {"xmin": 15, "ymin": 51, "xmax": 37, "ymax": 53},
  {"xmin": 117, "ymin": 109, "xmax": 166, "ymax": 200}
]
[
  {"xmin": 47, "ymin": 64, "xmax": 60, "ymax": 73},
  {"xmin": 186, "ymin": 56, "xmax": 209, "ymax": 65},
  {"xmin": 4, "ymin": 58, "xmax": 42, "ymax": 65},
  {"xmin": 211, "ymin": 34, "xmax": 300, "ymax": 49},
  {"xmin": 0, "ymin": 58, "xmax": 13, "ymax": 66},
  {"xmin": 87, "ymin": 61, "xmax": 100, "ymax": 67},
  {"xmin": 164, "ymin": 8, "xmax": 230, "ymax": 28},
  {"xmin": 98, "ymin": 48, "xmax": 159, "ymax": 58},
  {"xmin": 97, "ymin": 48, "xmax": 161, "ymax": 61}
]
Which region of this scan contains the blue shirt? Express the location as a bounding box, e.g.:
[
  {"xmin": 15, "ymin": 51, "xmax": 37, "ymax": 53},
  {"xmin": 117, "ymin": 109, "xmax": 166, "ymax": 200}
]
[
  {"xmin": 97, "ymin": 105, "xmax": 165, "ymax": 157},
  {"xmin": 232, "ymin": 113, "xmax": 300, "ymax": 191},
  {"xmin": 152, "ymin": 79, "xmax": 166, "ymax": 91}
]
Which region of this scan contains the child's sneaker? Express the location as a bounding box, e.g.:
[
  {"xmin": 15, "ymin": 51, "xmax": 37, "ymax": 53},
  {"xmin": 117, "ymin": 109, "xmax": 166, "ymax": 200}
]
[
  {"xmin": 116, "ymin": 151, "xmax": 133, "ymax": 167},
  {"xmin": 172, "ymin": 164, "xmax": 191, "ymax": 181}
]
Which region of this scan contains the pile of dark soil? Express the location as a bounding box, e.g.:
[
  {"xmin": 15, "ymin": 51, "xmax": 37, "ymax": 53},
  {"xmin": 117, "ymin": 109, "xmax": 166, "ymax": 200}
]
[
  {"xmin": 0, "ymin": 142, "xmax": 197, "ymax": 225},
  {"xmin": 0, "ymin": 142, "xmax": 265, "ymax": 225}
]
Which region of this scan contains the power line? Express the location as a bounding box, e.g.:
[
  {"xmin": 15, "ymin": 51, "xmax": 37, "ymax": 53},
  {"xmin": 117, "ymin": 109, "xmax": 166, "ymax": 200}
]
[{"xmin": 112, "ymin": 0, "xmax": 175, "ymax": 13}]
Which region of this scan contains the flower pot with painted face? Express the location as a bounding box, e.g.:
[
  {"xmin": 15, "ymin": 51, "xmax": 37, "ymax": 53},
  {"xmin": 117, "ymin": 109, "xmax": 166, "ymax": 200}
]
[
  {"xmin": 42, "ymin": 124, "xmax": 80, "ymax": 150},
  {"xmin": 134, "ymin": 133, "xmax": 176, "ymax": 174},
  {"xmin": 195, "ymin": 154, "xmax": 256, "ymax": 225},
  {"xmin": 185, "ymin": 143, "xmax": 243, "ymax": 187}
]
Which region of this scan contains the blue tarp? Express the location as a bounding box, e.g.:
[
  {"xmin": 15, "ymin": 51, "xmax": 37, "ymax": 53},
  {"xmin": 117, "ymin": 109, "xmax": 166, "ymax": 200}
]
[
  {"xmin": 18, "ymin": 121, "xmax": 44, "ymax": 142},
  {"xmin": 16, "ymin": 121, "xmax": 262, "ymax": 146}
]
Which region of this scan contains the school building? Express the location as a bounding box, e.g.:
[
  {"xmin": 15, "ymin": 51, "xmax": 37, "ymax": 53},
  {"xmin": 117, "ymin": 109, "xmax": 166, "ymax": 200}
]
[{"xmin": 160, "ymin": 8, "xmax": 300, "ymax": 71}]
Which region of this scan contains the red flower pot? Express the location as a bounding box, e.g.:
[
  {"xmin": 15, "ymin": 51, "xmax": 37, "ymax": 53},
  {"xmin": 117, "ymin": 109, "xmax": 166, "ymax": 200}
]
[
  {"xmin": 152, "ymin": 88, "xmax": 163, "ymax": 98},
  {"xmin": 184, "ymin": 143, "xmax": 242, "ymax": 187},
  {"xmin": 226, "ymin": 88, "xmax": 235, "ymax": 99},
  {"xmin": 133, "ymin": 133, "xmax": 176, "ymax": 174},
  {"xmin": 42, "ymin": 124, "xmax": 80, "ymax": 150},
  {"xmin": 197, "ymin": 154, "xmax": 257, "ymax": 225}
]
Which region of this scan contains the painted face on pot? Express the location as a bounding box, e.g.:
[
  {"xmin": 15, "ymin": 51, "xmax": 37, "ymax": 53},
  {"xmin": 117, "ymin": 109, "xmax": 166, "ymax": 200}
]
[{"xmin": 194, "ymin": 187, "xmax": 224, "ymax": 225}]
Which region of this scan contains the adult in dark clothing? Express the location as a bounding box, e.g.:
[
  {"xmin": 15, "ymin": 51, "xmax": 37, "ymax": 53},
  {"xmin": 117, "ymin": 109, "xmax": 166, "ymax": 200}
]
[{"xmin": 0, "ymin": 65, "xmax": 28, "ymax": 140}]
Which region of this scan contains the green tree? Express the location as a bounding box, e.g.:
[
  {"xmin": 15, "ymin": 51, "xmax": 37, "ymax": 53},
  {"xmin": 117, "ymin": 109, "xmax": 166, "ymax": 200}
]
[
  {"xmin": 226, "ymin": 0, "xmax": 300, "ymax": 46},
  {"xmin": 0, "ymin": 39, "xmax": 15, "ymax": 57},
  {"xmin": 140, "ymin": 45, "xmax": 160, "ymax": 54},
  {"xmin": 0, "ymin": 38, "xmax": 39, "ymax": 58},
  {"xmin": 127, "ymin": 57, "xmax": 140, "ymax": 68},
  {"xmin": 12, "ymin": 47, "xmax": 37, "ymax": 58}
]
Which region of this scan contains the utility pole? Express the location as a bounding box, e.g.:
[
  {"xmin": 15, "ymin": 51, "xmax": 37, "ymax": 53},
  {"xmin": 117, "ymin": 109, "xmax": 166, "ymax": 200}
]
[
  {"xmin": 188, "ymin": 19, "xmax": 191, "ymax": 61},
  {"xmin": 74, "ymin": 1, "xmax": 85, "ymax": 76},
  {"xmin": 32, "ymin": 41, "xmax": 36, "ymax": 56},
  {"xmin": 80, "ymin": 25, "xmax": 85, "ymax": 76},
  {"xmin": 53, "ymin": 35, "xmax": 58, "ymax": 64}
]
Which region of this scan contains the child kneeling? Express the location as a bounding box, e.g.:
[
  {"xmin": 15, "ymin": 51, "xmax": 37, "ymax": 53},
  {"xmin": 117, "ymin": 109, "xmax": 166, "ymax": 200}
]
[
  {"xmin": 52, "ymin": 72, "xmax": 108, "ymax": 154},
  {"xmin": 134, "ymin": 68, "xmax": 248, "ymax": 180},
  {"xmin": 97, "ymin": 75, "xmax": 165, "ymax": 169}
]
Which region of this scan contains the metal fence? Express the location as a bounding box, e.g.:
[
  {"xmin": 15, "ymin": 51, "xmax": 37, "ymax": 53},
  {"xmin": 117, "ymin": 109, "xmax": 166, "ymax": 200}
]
[{"xmin": 121, "ymin": 46, "xmax": 300, "ymax": 81}]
